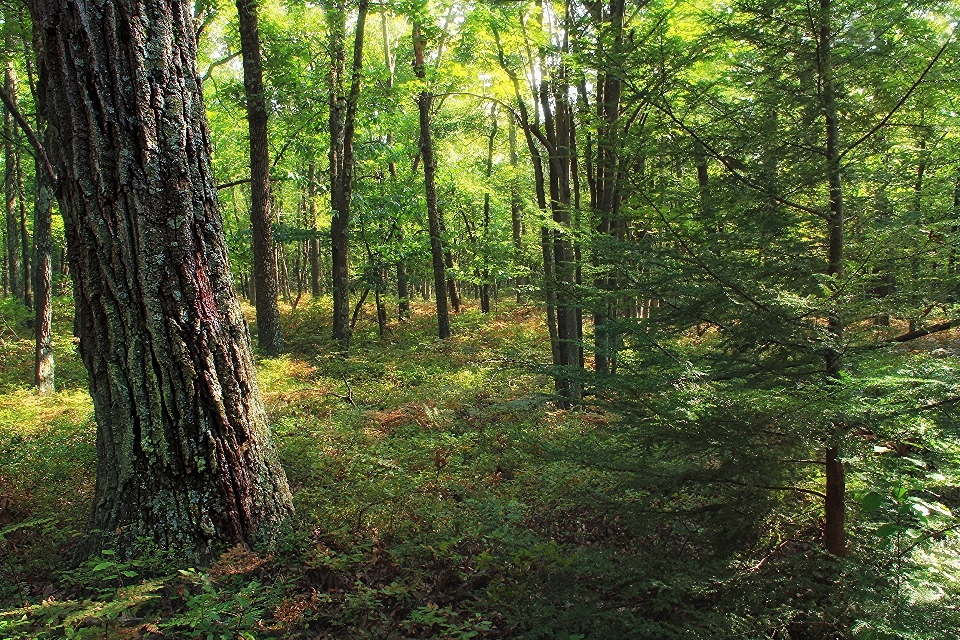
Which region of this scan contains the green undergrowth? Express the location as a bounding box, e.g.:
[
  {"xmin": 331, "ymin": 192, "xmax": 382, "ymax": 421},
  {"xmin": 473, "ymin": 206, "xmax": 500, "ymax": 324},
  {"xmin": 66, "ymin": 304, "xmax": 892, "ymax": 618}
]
[{"xmin": 2, "ymin": 297, "xmax": 959, "ymax": 638}]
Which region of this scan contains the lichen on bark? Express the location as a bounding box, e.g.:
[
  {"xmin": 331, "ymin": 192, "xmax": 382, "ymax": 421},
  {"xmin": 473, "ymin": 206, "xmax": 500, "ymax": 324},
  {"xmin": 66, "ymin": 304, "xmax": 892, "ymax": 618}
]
[{"xmin": 29, "ymin": 0, "xmax": 293, "ymax": 562}]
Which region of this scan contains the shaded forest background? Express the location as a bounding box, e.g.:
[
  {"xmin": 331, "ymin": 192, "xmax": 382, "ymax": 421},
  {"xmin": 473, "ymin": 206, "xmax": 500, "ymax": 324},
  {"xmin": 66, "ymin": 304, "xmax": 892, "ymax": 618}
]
[{"xmin": 2, "ymin": 0, "xmax": 960, "ymax": 637}]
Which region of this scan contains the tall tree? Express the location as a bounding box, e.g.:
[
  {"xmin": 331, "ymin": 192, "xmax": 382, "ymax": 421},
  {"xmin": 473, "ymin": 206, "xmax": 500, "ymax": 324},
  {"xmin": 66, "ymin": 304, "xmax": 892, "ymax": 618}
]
[
  {"xmin": 3, "ymin": 30, "xmax": 22, "ymax": 304},
  {"xmin": 23, "ymin": 0, "xmax": 293, "ymax": 560},
  {"xmin": 413, "ymin": 20, "xmax": 451, "ymax": 339},
  {"xmin": 237, "ymin": 0, "xmax": 284, "ymax": 356},
  {"xmin": 25, "ymin": 31, "xmax": 55, "ymax": 394},
  {"xmin": 584, "ymin": 0, "xmax": 626, "ymax": 376},
  {"xmin": 33, "ymin": 159, "xmax": 54, "ymax": 394},
  {"xmin": 326, "ymin": 0, "xmax": 369, "ymax": 349},
  {"xmin": 308, "ymin": 161, "xmax": 321, "ymax": 297}
]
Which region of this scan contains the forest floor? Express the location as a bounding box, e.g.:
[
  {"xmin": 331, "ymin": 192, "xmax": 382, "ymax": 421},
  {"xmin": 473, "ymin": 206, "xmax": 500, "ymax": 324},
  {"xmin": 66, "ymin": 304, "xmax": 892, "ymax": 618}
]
[
  {"xmin": 1, "ymin": 295, "xmax": 958, "ymax": 639},
  {"xmin": 0, "ymin": 295, "xmax": 656, "ymax": 639}
]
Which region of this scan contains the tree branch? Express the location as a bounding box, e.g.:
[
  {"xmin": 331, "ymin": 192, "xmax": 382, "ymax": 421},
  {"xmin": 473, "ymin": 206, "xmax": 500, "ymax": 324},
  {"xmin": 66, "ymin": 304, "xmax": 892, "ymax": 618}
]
[
  {"xmin": 202, "ymin": 51, "xmax": 241, "ymax": 82},
  {"xmin": 840, "ymin": 31, "xmax": 955, "ymax": 160},
  {"xmin": 892, "ymin": 319, "xmax": 955, "ymax": 343},
  {"xmin": 653, "ymin": 99, "xmax": 824, "ymax": 218},
  {"xmin": 217, "ymin": 178, "xmax": 251, "ymax": 190},
  {"xmin": 0, "ymin": 86, "xmax": 56, "ymax": 186}
]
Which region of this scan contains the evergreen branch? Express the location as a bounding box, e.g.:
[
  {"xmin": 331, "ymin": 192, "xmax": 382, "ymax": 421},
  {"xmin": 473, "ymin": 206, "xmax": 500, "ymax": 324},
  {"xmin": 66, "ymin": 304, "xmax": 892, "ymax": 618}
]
[
  {"xmin": 652, "ymin": 99, "xmax": 823, "ymax": 218},
  {"xmin": 899, "ymin": 522, "xmax": 960, "ymax": 557},
  {"xmin": 707, "ymin": 478, "xmax": 826, "ymax": 499},
  {"xmin": 641, "ymin": 191, "xmax": 771, "ymax": 313},
  {"xmin": 840, "ymin": 30, "xmax": 955, "ymax": 160}
]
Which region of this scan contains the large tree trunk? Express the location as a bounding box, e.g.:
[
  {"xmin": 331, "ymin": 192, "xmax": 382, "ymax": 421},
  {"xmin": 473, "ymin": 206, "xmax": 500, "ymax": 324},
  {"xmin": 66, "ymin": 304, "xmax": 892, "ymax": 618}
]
[
  {"xmin": 414, "ymin": 23, "xmax": 450, "ymax": 339},
  {"xmin": 31, "ymin": 0, "xmax": 293, "ymax": 561},
  {"xmin": 237, "ymin": 0, "xmax": 283, "ymax": 356}
]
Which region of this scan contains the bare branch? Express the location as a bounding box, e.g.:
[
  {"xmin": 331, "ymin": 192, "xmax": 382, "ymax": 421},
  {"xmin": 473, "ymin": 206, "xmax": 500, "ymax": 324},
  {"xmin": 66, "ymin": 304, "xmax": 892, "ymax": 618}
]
[
  {"xmin": 840, "ymin": 31, "xmax": 955, "ymax": 160},
  {"xmin": 202, "ymin": 51, "xmax": 241, "ymax": 82},
  {"xmin": 0, "ymin": 86, "xmax": 56, "ymax": 186},
  {"xmin": 892, "ymin": 319, "xmax": 955, "ymax": 343}
]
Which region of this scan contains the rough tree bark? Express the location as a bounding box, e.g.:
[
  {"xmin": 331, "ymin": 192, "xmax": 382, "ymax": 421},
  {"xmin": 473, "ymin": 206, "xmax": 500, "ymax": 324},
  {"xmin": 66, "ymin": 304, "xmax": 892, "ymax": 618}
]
[
  {"xmin": 28, "ymin": 0, "xmax": 293, "ymax": 561},
  {"xmin": 237, "ymin": 0, "xmax": 283, "ymax": 356}
]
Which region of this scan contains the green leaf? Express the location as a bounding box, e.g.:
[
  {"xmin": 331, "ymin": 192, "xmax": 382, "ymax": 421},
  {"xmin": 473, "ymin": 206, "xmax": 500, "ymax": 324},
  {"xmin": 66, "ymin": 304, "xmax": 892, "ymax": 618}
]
[
  {"xmin": 92, "ymin": 561, "xmax": 116, "ymax": 572},
  {"xmin": 861, "ymin": 492, "xmax": 884, "ymax": 512},
  {"xmin": 875, "ymin": 523, "xmax": 901, "ymax": 537},
  {"xmin": 121, "ymin": 570, "xmax": 138, "ymax": 578}
]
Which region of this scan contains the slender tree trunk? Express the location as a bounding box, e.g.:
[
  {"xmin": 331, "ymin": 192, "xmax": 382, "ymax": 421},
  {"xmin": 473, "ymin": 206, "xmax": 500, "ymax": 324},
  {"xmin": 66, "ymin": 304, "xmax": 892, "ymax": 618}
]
[
  {"xmin": 414, "ymin": 22, "xmax": 450, "ymax": 339},
  {"xmin": 820, "ymin": 0, "xmax": 845, "ymax": 557},
  {"xmin": 542, "ymin": 12, "xmax": 580, "ymax": 402},
  {"xmin": 4, "ymin": 53, "xmax": 22, "ymax": 303},
  {"xmin": 34, "ymin": 156, "xmax": 54, "ymax": 394},
  {"xmin": 480, "ymin": 105, "xmax": 498, "ymax": 314},
  {"xmin": 237, "ymin": 0, "xmax": 283, "ymax": 355},
  {"xmin": 509, "ymin": 119, "xmax": 525, "ymax": 303},
  {"xmin": 492, "ymin": 23, "xmax": 559, "ymax": 365},
  {"xmin": 308, "ymin": 162, "xmax": 321, "ymax": 297},
  {"xmin": 350, "ymin": 287, "xmax": 369, "ymax": 329},
  {"xmin": 908, "ymin": 131, "xmax": 928, "ymax": 332},
  {"xmin": 27, "ymin": 37, "xmax": 53, "ymax": 393},
  {"xmin": 381, "ymin": 11, "xmax": 408, "ymax": 320},
  {"xmin": 17, "ymin": 149, "xmax": 31, "ymax": 309},
  {"xmin": 444, "ymin": 239, "xmax": 461, "ymax": 313},
  {"xmin": 591, "ymin": 0, "xmax": 625, "ymax": 376},
  {"xmin": 31, "ymin": 0, "xmax": 292, "ymax": 561}
]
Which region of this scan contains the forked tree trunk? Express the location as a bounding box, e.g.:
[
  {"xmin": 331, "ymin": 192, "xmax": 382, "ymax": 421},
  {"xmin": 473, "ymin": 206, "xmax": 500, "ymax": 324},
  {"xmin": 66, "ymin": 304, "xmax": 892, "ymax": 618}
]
[
  {"xmin": 326, "ymin": 0, "xmax": 368, "ymax": 349},
  {"xmin": 30, "ymin": 0, "xmax": 293, "ymax": 561},
  {"xmin": 237, "ymin": 0, "xmax": 283, "ymax": 356}
]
